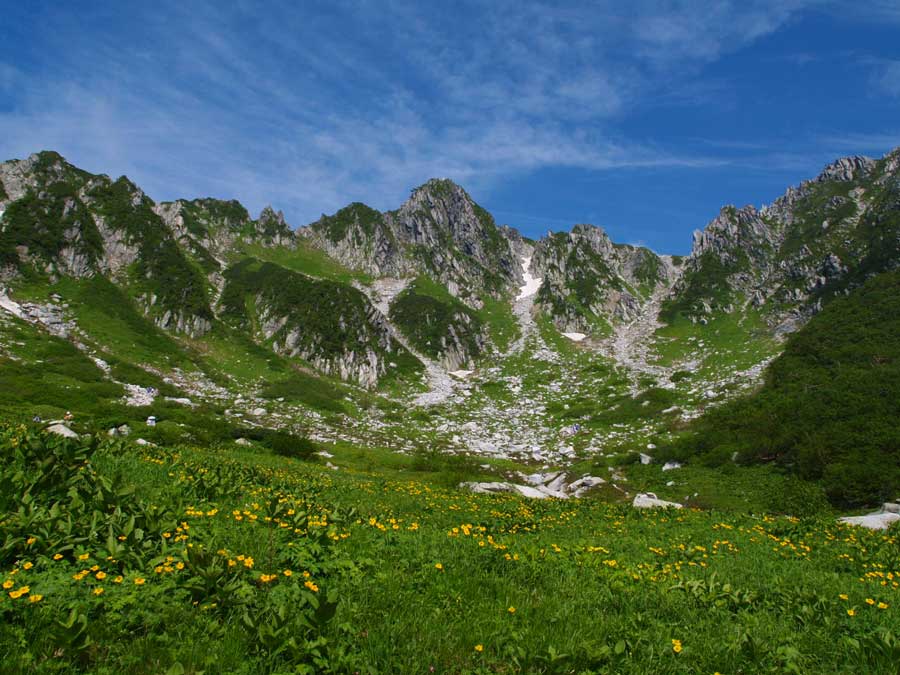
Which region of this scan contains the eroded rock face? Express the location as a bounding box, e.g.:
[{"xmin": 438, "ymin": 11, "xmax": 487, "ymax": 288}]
[
  {"xmin": 0, "ymin": 152, "xmax": 216, "ymax": 337},
  {"xmin": 531, "ymin": 224, "xmax": 672, "ymax": 332},
  {"xmin": 665, "ymin": 151, "xmax": 894, "ymax": 330},
  {"xmin": 220, "ymin": 259, "xmax": 419, "ymax": 387}
]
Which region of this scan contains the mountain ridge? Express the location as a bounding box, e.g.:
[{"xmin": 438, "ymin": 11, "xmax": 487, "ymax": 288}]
[{"xmin": 2, "ymin": 146, "xmax": 900, "ymax": 389}]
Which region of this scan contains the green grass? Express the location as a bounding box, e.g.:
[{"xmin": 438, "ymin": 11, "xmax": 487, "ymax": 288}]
[
  {"xmin": 477, "ymin": 295, "xmax": 519, "ymax": 352},
  {"xmin": 15, "ymin": 276, "xmax": 192, "ymax": 369},
  {"xmin": 236, "ymin": 241, "xmax": 370, "ymax": 284},
  {"xmin": 653, "ymin": 309, "xmax": 776, "ymax": 377},
  {"xmin": 2, "ymin": 426, "xmax": 899, "ymax": 674},
  {"xmin": 0, "ymin": 317, "xmax": 123, "ymax": 422}
]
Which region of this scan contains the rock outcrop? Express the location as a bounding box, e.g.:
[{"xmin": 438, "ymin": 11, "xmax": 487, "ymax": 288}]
[
  {"xmin": 219, "ymin": 258, "xmax": 420, "ymax": 387},
  {"xmin": 532, "ymin": 224, "xmax": 671, "ymax": 332},
  {"xmin": 304, "ymin": 179, "xmax": 523, "ymax": 303}
]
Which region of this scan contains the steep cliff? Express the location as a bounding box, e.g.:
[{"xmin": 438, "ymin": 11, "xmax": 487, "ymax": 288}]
[
  {"xmin": 532, "ymin": 224, "xmax": 671, "ymax": 332},
  {"xmin": 304, "ymin": 179, "xmax": 522, "ymax": 303}
]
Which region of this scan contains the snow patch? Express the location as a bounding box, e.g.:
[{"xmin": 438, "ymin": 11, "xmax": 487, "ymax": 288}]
[
  {"xmin": 516, "ymin": 256, "xmax": 541, "ymax": 300},
  {"xmin": 449, "ymin": 369, "xmax": 473, "ymax": 379},
  {"xmin": 562, "ymin": 332, "xmax": 587, "ymax": 342}
]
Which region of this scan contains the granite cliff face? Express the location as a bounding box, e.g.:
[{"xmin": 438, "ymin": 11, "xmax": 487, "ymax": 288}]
[
  {"xmin": 219, "ymin": 259, "xmax": 417, "ymax": 387},
  {"xmin": 0, "ymin": 152, "xmax": 213, "ymax": 336}
]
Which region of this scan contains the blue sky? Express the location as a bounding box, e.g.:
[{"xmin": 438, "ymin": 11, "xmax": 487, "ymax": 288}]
[{"xmin": 2, "ymin": 1, "xmax": 899, "ymax": 254}]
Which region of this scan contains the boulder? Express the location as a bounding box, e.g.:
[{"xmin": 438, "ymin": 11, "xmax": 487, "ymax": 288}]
[
  {"xmin": 632, "ymin": 492, "xmax": 682, "ymax": 509},
  {"xmin": 839, "ymin": 503, "xmax": 900, "ymax": 530},
  {"xmin": 46, "ymin": 424, "xmax": 78, "ymax": 439}
]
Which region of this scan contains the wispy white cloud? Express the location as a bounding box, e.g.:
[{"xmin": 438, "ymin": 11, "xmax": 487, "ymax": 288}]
[
  {"xmin": 0, "ymin": 0, "xmax": 860, "ymax": 228},
  {"xmin": 876, "ymin": 61, "xmax": 900, "ymax": 97}
]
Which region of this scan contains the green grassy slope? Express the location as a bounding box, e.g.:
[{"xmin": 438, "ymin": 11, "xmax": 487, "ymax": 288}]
[
  {"xmin": 661, "ymin": 269, "xmax": 900, "ymax": 507},
  {"xmin": 389, "ymin": 276, "xmax": 484, "ymax": 362}
]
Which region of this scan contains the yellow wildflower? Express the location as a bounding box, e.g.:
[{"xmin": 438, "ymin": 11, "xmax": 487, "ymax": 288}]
[
  {"xmin": 508, "ymin": 606, "xmax": 516, "ymax": 614},
  {"xmin": 304, "ymin": 580, "xmax": 319, "ymax": 593},
  {"xmin": 847, "ymin": 609, "xmax": 855, "ymax": 616},
  {"xmin": 93, "ymin": 587, "xmax": 104, "ymax": 596},
  {"xmin": 22, "ymin": 562, "xmax": 33, "ymax": 570},
  {"xmin": 95, "ymin": 571, "xmax": 107, "ymax": 580},
  {"xmin": 474, "ymin": 644, "xmax": 484, "ymax": 653},
  {"xmin": 52, "ymin": 554, "xmax": 63, "ymax": 561},
  {"xmin": 434, "ymin": 563, "xmax": 443, "ymax": 571},
  {"xmin": 29, "ymin": 594, "xmax": 43, "ymax": 603},
  {"xmin": 2, "ymin": 580, "xmax": 12, "ymax": 590},
  {"xmin": 133, "ymin": 578, "xmax": 146, "ymax": 585}
]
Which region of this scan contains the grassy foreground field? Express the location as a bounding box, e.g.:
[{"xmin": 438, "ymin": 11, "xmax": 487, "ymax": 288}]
[{"xmin": 2, "ymin": 424, "xmax": 899, "ymax": 674}]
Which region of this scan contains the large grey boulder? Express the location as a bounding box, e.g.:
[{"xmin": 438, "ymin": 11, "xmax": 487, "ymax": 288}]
[
  {"xmin": 839, "ymin": 503, "xmax": 900, "ymax": 530},
  {"xmin": 46, "ymin": 424, "xmax": 79, "ymax": 439},
  {"xmin": 632, "ymin": 492, "xmax": 683, "ymax": 509}
]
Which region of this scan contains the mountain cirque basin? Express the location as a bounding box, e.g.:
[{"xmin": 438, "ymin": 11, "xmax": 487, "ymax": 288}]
[{"xmin": 1, "ymin": 149, "xmax": 899, "ymax": 673}]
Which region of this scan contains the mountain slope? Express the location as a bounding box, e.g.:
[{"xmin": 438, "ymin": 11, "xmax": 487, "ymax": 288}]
[
  {"xmin": 532, "ymin": 224, "xmax": 673, "ymax": 333},
  {"xmin": 220, "ymin": 258, "xmax": 420, "ymax": 386},
  {"xmin": 662, "ymin": 268, "xmax": 900, "ymax": 506}
]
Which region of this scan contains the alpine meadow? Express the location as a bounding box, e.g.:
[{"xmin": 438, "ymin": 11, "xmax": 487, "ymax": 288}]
[{"xmin": 1, "ymin": 3, "xmax": 900, "ymax": 674}]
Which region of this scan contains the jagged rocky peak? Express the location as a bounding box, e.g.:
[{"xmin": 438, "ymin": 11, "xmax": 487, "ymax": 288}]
[
  {"xmin": 665, "ymin": 148, "xmax": 900, "ymax": 329},
  {"xmin": 0, "ymin": 152, "xmax": 109, "ymax": 280},
  {"xmin": 0, "ymin": 151, "xmax": 214, "ymax": 337},
  {"xmin": 690, "ymin": 205, "xmax": 778, "ymax": 261},
  {"xmin": 0, "ymin": 151, "xmax": 89, "ymax": 204},
  {"xmin": 816, "ymin": 155, "xmax": 875, "ymax": 183},
  {"xmin": 155, "ymin": 198, "xmax": 252, "ymax": 236},
  {"xmin": 255, "ymin": 205, "xmax": 294, "ymax": 244},
  {"xmin": 305, "ymin": 178, "xmax": 521, "ymax": 302},
  {"xmin": 305, "ymin": 202, "xmax": 406, "ymax": 277},
  {"xmin": 389, "ymin": 178, "xmax": 520, "ymax": 296}
]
